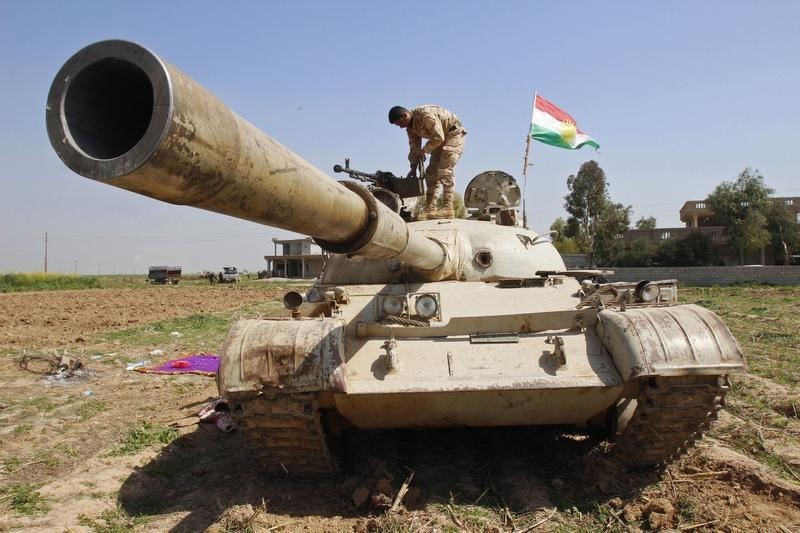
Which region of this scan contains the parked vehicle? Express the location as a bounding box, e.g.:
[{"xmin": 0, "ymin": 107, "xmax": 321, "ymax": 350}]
[
  {"xmin": 220, "ymin": 267, "xmax": 240, "ymax": 283},
  {"xmin": 147, "ymin": 265, "xmax": 181, "ymax": 285}
]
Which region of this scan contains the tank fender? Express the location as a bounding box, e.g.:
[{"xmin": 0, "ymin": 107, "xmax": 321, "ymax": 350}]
[
  {"xmin": 595, "ymin": 304, "xmax": 746, "ymax": 380},
  {"xmin": 218, "ymin": 317, "xmax": 347, "ymax": 395}
]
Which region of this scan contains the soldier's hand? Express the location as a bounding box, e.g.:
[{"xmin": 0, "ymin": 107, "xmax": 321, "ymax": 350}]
[{"xmin": 408, "ymin": 149, "xmax": 426, "ymax": 164}]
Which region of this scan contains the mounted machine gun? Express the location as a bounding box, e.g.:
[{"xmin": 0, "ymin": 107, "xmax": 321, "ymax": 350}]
[{"xmin": 333, "ymin": 158, "xmax": 423, "ymax": 221}]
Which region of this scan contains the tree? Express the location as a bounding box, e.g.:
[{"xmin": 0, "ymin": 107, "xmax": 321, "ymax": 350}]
[
  {"xmin": 653, "ymin": 232, "xmax": 715, "ymax": 266},
  {"xmin": 706, "ymin": 168, "xmax": 773, "ymax": 265},
  {"xmin": 563, "ymin": 161, "xmax": 631, "ymax": 265},
  {"xmin": 610, "ymin": 238, "xmax": 657, "ymax": 267},
  {"xmin": 766, "ymin": 200, "xmax": 800, "ymax": 265},
  {"xmin": 635, "ymin": 216, "xmax": 657, "ymax": 230},
  {"xmin": 549, "ymin": 218, "xmax": 580, "ymax": 254}
]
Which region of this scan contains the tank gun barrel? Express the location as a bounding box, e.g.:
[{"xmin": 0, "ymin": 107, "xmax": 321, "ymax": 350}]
[{"xmin": 45, "ymin": 40, "xmax": 449, "ymax": 275}]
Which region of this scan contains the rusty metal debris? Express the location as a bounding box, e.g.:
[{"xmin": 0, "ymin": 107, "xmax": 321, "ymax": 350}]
[{"xmin": 18, "ymin": 353, "xmax": 83, "ymax": 377}]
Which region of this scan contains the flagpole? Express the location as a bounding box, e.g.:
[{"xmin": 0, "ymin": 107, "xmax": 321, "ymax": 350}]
[{"xmin": 521, "ymin": 91, "xmax": 537, "ymax": 229}]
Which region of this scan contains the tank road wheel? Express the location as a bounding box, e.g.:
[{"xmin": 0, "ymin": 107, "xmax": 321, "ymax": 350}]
[
  {"xmin": 611, "ymin": 375, "xmax": 729, "ymax": 467},
  {"xmin": 228, "ymin": 390, "xmax": 338, "ymax": 477}
]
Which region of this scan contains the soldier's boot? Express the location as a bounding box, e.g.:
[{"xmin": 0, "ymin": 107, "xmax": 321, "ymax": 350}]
[
  {"xmin": 437, "ymin": 187, "xmax": 455, "ymax": 219},
  {"xmin": 417, "ymin": 193, "xmax": 438, "ymax": 221}
]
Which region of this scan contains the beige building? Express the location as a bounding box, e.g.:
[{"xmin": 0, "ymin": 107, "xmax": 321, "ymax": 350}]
[
  {"xmin": 622, "ymin": 197, "xmax": 800, "ymax": 265},
  {"xmin": 263, "ymin": 237, "xmax": 327, "ymax": 279},
  {"xmin": 678, "ymin": 197, "xmax": 800, "ymax": 228}
]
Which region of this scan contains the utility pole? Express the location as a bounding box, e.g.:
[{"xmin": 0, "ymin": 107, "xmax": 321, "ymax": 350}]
[{"xmin": 44, "ymin": 232, "xmax": 48, "ymax": 273}]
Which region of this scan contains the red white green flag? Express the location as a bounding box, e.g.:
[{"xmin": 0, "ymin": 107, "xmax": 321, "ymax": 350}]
[{"xmin": 530, "ymin": 94, "xmax": 599, "ymax": 151}]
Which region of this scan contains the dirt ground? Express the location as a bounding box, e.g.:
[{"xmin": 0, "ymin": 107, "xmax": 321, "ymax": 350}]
[{"xmin": 0, "ymin": 287, "xmax": 798, "ymax": 532}]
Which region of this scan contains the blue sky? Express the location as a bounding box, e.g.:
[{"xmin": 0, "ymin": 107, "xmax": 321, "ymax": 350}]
[{"xmin": 1, "ymin": 1, "xmax": 798, "ymax": 274}]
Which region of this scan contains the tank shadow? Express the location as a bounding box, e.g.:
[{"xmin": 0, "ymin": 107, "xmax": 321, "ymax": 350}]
[
  {"xmin": 117, "ymin": 424, "xmax": 663, "ymax": 530},
  {"xmin": 116, "ymin": 425, "xmax": 356, "ymax": 532},
  {"xmin": 339, "ymin": 426, "xmax": 663, "ymax": 513}
]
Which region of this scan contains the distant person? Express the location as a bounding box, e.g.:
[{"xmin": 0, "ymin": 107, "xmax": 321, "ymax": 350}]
[
  {"xmin": 207, "ymin": 272, "xmax": 215, "ymax": 285},
  {"xmin": 388, "ymin": 104, "xmax": 466, "ymax": 220}
]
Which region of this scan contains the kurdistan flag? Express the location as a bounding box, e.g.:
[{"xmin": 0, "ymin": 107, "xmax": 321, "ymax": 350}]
[{"xmin": 530, "ymin": 94, "xmax": 599, "ymax": 151}]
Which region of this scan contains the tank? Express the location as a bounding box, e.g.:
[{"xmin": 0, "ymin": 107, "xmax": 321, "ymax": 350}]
[{"xmin": 46, "ymin": 40, "xmax": 747, "ymax": 476}]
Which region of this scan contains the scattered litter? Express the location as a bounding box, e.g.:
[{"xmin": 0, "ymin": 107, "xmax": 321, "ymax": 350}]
[
  {"xmin": 149, "ymin": 349, "xmax": 165, "ymax": 357},
  {"xmin": 83, "ymin": 390, "xmax": 94, "ymax": 397},
  {"xmin": 170, "ymin": 331, "xmax": 183, "ymax": 338},
  {"xmin": 90, "ymin": 355, "xmax": 102, "ymax": 361},
  {"xmin": 19, "ymin": 353, "xmax": 84, "ymax": 377},
  {"xmin": 134, "ymin": 353, "xmax": 220, "ymax": 376},
  {"xmin": 125, "ymin": 360, "xmax": 151, "ymax": 371},
  {"xmin": 106, "ymin": 352, "xmax": 119, "ymax": 357},
  {"xmin": 0, "ymin": 402, "xmax": 9, "ymax": 409}
]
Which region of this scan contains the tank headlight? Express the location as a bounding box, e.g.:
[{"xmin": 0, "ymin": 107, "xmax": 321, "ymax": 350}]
[
  {"xmin": 381, "ymin": 295, "xmax": 405, "ymax": 315},
  {"xmin": 635, "ymin": 281, "xmax": 660, "ymax": 302},
  {"xmin": 414, "ymin": 294, "xmax": 439, "ymax": 319},
  {"xmin": 283, "ymin": 290, "xmax": 304, "ymax": 310}
]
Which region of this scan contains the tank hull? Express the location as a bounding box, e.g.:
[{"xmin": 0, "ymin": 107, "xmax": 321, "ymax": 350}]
[{"xmin": 219, "ymin": 277, "xmax": 745, "ymax": 473}]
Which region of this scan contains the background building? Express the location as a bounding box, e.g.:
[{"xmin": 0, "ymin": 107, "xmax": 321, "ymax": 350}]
[
  {"xmin": 263, "ymin": 237, "xmax": 327, "ymax": 279},
  {"xmin": 621, "ymin": 197, "xmax": 800, "ymax": 265}
]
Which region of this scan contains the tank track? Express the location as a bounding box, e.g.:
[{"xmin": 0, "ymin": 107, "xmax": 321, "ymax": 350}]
[
  {"xmin": 614, "ymin": 374, "xmax": 729, "ymax": 466},
  {"xmin": 228, "ymin": 389, "xmax": 338, "ymax": 476}
]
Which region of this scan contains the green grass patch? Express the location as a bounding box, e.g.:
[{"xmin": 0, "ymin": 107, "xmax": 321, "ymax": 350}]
[
  {"xmin": 681, "ymin": 285, "xmax": 800, "ymax": 386},
  {"xmin": 727, "ymin": 428, "xmax": 800, "ymax": 481},
  {"xmin": 103, "ymin": 313, "xmax": 230, "ymax": 347},
  {"xmin": 0, "ymin": 272, "xmax": 312, "ymax": 292},
  {"xmin": 716, "ymin": 387, "xmax": 800, "ymax": 482},
  {"xmin": 96, "ymin": 299, "xmax": 285, "ymax": 351},
  {"xmin": 676, "ymin": 494, "xmax": 698, "ymax": 522},
  {"xmin": 76, "ymin": 398, "xmax": 108, "ymax": 421},
  {"xmin": 4, "ymin": 484, "xmax": 48, "ymax": 515},
  {"xmin": 21, "ymin": 395, "xmax": 57, "ymax": 413},
  {"xmin": 3, "ymin": 458, "xmax": 22, "ymax": 471},
  {"xmin": 33, "ymin": 451, "xmax": 61, "ymax": 469},
  {"xmin": 110, "ymin": 423, "xmax": 178, "ymax": 456},
  {"xmin": 0, "ymin": 272, "xmax": 102, "ymax": 292}
]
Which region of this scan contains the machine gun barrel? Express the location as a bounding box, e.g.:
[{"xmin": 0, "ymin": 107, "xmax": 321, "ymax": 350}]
[
  {"xmin": 332, "ymin": 163, "xmax": 378, "ymax": 184},
  {"xmin": 46, "ymin": 40, "xmax": 450, "ymax": 275}
]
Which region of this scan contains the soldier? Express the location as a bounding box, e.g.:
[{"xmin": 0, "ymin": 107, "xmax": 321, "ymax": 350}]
[{"xmin": 388, "ymin": 105, "xmax": 467, "ymax": 219}]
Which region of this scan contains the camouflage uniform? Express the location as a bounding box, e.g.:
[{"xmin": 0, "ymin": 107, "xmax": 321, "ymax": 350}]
[{"xmin": 406, "ymin": 105, "xmax": 467, "ymax": 218}]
